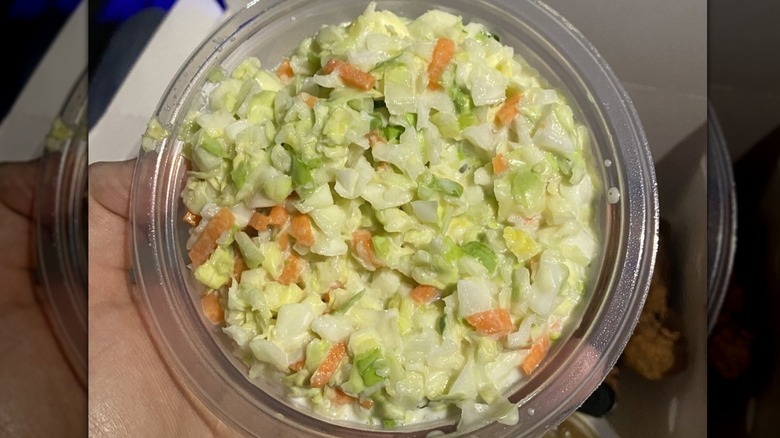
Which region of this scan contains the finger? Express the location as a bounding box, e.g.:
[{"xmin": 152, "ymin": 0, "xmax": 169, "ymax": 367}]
[
  {"xmin": 88, "ymin": 160, "xmax": 135, "ymax": 272},
  {"xmin": 0, "ymin": 289, "xmax": 86, "ymax": 437},
  {"xmin": 0, "ymin": 160, "xmax": 39, "ymax": 219},
  {"xmin": 88, "ymin": 160, "xmax": 135, "ymax": 220},
  {"xmin": 88, "ymin": 276, "xmax": 216, "ymax": 437},
  {"xmin": 0, "ymin": 161, "xmax": 38, "ymax": 271}
]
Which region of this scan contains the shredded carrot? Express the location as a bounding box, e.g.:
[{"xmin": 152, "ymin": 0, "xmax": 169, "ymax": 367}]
[
  {"xmin": 278, "ymin": 253, "xmax": 304, "ymax": 285},
  {"xmin": 359, "ymin": 398, "xmax": 374, "ymax": 409},
  {"xmin": 366, "ymin": 130, "xmax": 385, "ymax": 148},
  {"xmin": 269, "ymin": 205, "xmax": 290, "ymax": 226},
  {"xmin": 410, "ymin": 285, "xmax": 439, "ymax": 304},
  {"xmin": 290, "ymin": 359, "xmax": 306, "ymax": 372},
  {"xmin": 494, "ymin": 93, "xmax": 522, "ymax": 126},
  {"xmin": 276, "ymin": 58, "xmax": 294, "ymax": 83},
  {"xmin": 427, "ymin": 37, "xmax": 456, "ymax": 90},
  {"xmin": 323, "ymin": 59, "xmax": 376, "ymax": 91},
  {"xmin": 322, "ymin": 58, "xmax": 342, "ymax": 74},
  {"xmin": 352, "ymin": 230, "xmax": 381, "ymax": 269},
  {"xmin": 201, "ymin": 292, "xmax": 224, "ymax": 324},
  {"xmin": 521, "ymin": 335, "xmax": 550, "ymax": 375},
  {"xmin": 466, "ymin": 308, "xmax": 514, "ymax": 337},
  {"xmin": 310, "ymin": 342, "xmax": 347, "ymax": 388},
  {"xmin": 188, "ymin": 208, "xmax": 235, "ymax": 266},
  {"xmin": 492, "ymin": 153, "xmax": 509, "ymax": 175},
  {"xmin": 332, "ymin": 387, "xmax": 356, "ymax": 406},
  {"xmin": 232, "ymin": 250, "xmax": 248, "ymax": 283},
  {"xmin": 300, "ymin": 92, "xmax": 319, "ymax": 108},
  {"xmin": 278, "ymin": 232, "xmax": 290, "ymax": 251},
  {"xmin": 248, "ymin": 212, "xmax": 270, "ymax": 232},
  {"xmin": 183, "ymin": 210, "xmax": 201, "ymax": 227},
  {"xmin": 290, "ymin": 214, "xmax": 315, "ymax": 246}
]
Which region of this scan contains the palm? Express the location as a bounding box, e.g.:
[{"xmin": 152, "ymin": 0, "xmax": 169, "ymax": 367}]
[
  {"xmin": 0, "ymin": 162, "xmax": 85, "ymax": 437},
  {"xmin": 87, "ymin": 161, "xmax": 235, "ymax": 437}
]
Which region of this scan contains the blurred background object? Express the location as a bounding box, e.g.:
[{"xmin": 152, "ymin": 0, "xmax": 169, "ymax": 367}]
[
  {"xmin": 708, "ymin": 0, "xmax": 780, "ymax": 436},
  {"xmin": 34, "ymin": 71, "xmax": 88, "ymax": 385},
  {"xmin": 0, "ymin": 0, "xmax": 85, "ymax": 161},
  {"xmin": 0, "ymin": 0, "xmax": 81, "ymax": 122},
  {"xmin": 0, "ymin": 2, "xmax": 87, "ymax": 436},
  {"xmin": 707, "ymin": 105, "xmax": 737, "ymax": 336}
]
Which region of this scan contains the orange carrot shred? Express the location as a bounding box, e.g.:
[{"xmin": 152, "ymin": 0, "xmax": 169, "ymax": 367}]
[
  {"xmin": 201, "ymin": 292, "xmax": 224, "ymax": 324},
  {"xmin": 248, "ymin": 212, "xmax": 270, "ymax": 232},
  {"xmin": 492, "ymin": 153, "xmax": 509, "ymax": 175},
  {"xmin": 188, "ymin": 208, "xmax": 235, "ymax": 266},
  {"xmin": 466, "ymin": 308, "xmax": 514, "ymax": 336},
  {"xmin": 269, "ymin": 205, "xmax": 290, "ymax": 226},
  {"xmin": 278, "ymin": 253, "xmax": 303, "ymax": 285},
  {"xmin": 323, "ymin": 58, "xmax": 343, "ymax": 74},
  {"xmin": 521, "ymin": 335, "xmax": 550, "ymax": 375},
  {"xmin": 310, "ymin": 342, "xmax": 347, "ymax": 388},
  {"xmin": 290, "ymin": 214, "xmax": 315, "ymax": 247},
  {"xmin": 278, "ymin": 232, "xmax": 290, "ymax": 251},
  {"xmin": 427, "ymin": 37, "xmax": 456, "ymax": 90},
  {"xmin": 494, "ymin": 93, "xmax": 522, "ymax": 126},
  {"xmin": 323, "ymin": 59, "xmax": 376, "ymax": 91},
  {"xmin": 183, "ymin": 210, "xmax": 201, "ymax": 227},
  {"xmin": 366, "ymin": 131, "xmax": 385, "ymax": 148},
  {"xmin": 332, "ymin": 387, "xmax": 356, "ymax": 406},
  {"xmin": 352, "ymin": 230, "xmax": 381, "ymax": 269},
  {"xmin": 410, "ymin": 285, "xmax": 439, "ymax": 304},
  {"xmin": 300, "ymin": 92, "xmax": 319, "ymax": 108},
  {"xmin": 232, "ymin": 250, "xmax": 248, "ymax": 283},
  {"xmin": 359, "ymin": 398, "xmax": 374, "ymax": 409},
  {"xmin": 290, "ymin": 359, "xmax": 306, "ymax": 372},
  {"xmin": 276, "ymin": 58, "xmax": 294, "ymax": 82}
]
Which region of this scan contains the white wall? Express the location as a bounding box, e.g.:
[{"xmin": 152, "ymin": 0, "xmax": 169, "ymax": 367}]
[{"xmin": 544, "ymin": 0, "xmax": 707, "ymax": 163}]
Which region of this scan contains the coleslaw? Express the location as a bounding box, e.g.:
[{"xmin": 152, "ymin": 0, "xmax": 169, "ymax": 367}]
[{"xmin": 178, "ymin": 2, "xmax": 599, "ymax": 430}]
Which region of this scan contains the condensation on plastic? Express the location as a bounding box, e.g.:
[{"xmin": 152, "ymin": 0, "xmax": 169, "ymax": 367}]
[
  {"xmin": 130, "ymin": 1, "xmax": 658, "ymax": 436},
  {"xmin": 35, "ymin": 71, "xmax": 88, "ymax": 385},
  {"xmin": 706, "ymin": 103, "xmax": 736, "ymax": 336}
]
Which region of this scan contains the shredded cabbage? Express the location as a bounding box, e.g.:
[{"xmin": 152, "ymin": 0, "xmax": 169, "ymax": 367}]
[{"xmin": 179, "ymin": 2, "xmax": 599, "ymax": 432}]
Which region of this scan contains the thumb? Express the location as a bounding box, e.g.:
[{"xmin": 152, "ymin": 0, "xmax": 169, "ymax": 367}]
[{"xmin": 88, "ymin": 160, "xmax": 135, "ymax": 220}]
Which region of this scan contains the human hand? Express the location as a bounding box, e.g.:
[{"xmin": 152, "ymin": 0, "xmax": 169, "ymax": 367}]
[
  {"xmin": 88, "ymin": 160, "xmax": 236, "ymax": 437},
  {"xmin": 0, "ymin": 161, "xmax": 86, "ymax": 437}
]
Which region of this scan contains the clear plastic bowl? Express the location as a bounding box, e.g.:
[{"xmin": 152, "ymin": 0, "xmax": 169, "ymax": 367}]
[
  {"xmin": 35, "ymin": 71, "xmax": 88, "ymax": 384},
  {"xmin": 130, "ymin": 1, "xmax": 658, "ymax": 436},
  {"xmin": 706, "ymin": 103, "xmax": 736, "ymax": 336}
]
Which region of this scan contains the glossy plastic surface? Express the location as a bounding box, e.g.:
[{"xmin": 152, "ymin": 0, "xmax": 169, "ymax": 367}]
[
  {"xmin": 131, "ymin": 1, "xmax": 657, "ymax": 436},
  {"xmin": 35, "ymin": 72, "xmax": 88, "ymax": 384},
  {"xmin": 706, "ymin": 104, "xmax": 736, "ymax": 335}
]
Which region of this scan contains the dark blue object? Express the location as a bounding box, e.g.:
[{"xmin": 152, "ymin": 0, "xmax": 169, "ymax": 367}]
[
  {"xmin": 7, "ymin": 0, "xmax": 79, "ymax": 19},
  {"xmin": 98, "ymin": 0, "xmax": 176, "ymax": 23}
]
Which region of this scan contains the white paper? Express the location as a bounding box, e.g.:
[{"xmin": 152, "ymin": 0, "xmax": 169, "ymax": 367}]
[{"xmin": 88, "ymin": 0, "xmax": 224, "ymax": 164}]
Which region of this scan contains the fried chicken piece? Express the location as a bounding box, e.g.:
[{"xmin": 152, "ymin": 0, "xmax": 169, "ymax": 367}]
[{"xmin": 621, "ymin": 220, "xmax": 688, "ymax": 380}]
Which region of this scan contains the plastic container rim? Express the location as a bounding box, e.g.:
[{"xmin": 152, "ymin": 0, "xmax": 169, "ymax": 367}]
[{"xmin": 130, "ymin": 1, "xmax": 658, "ymax": 436}]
